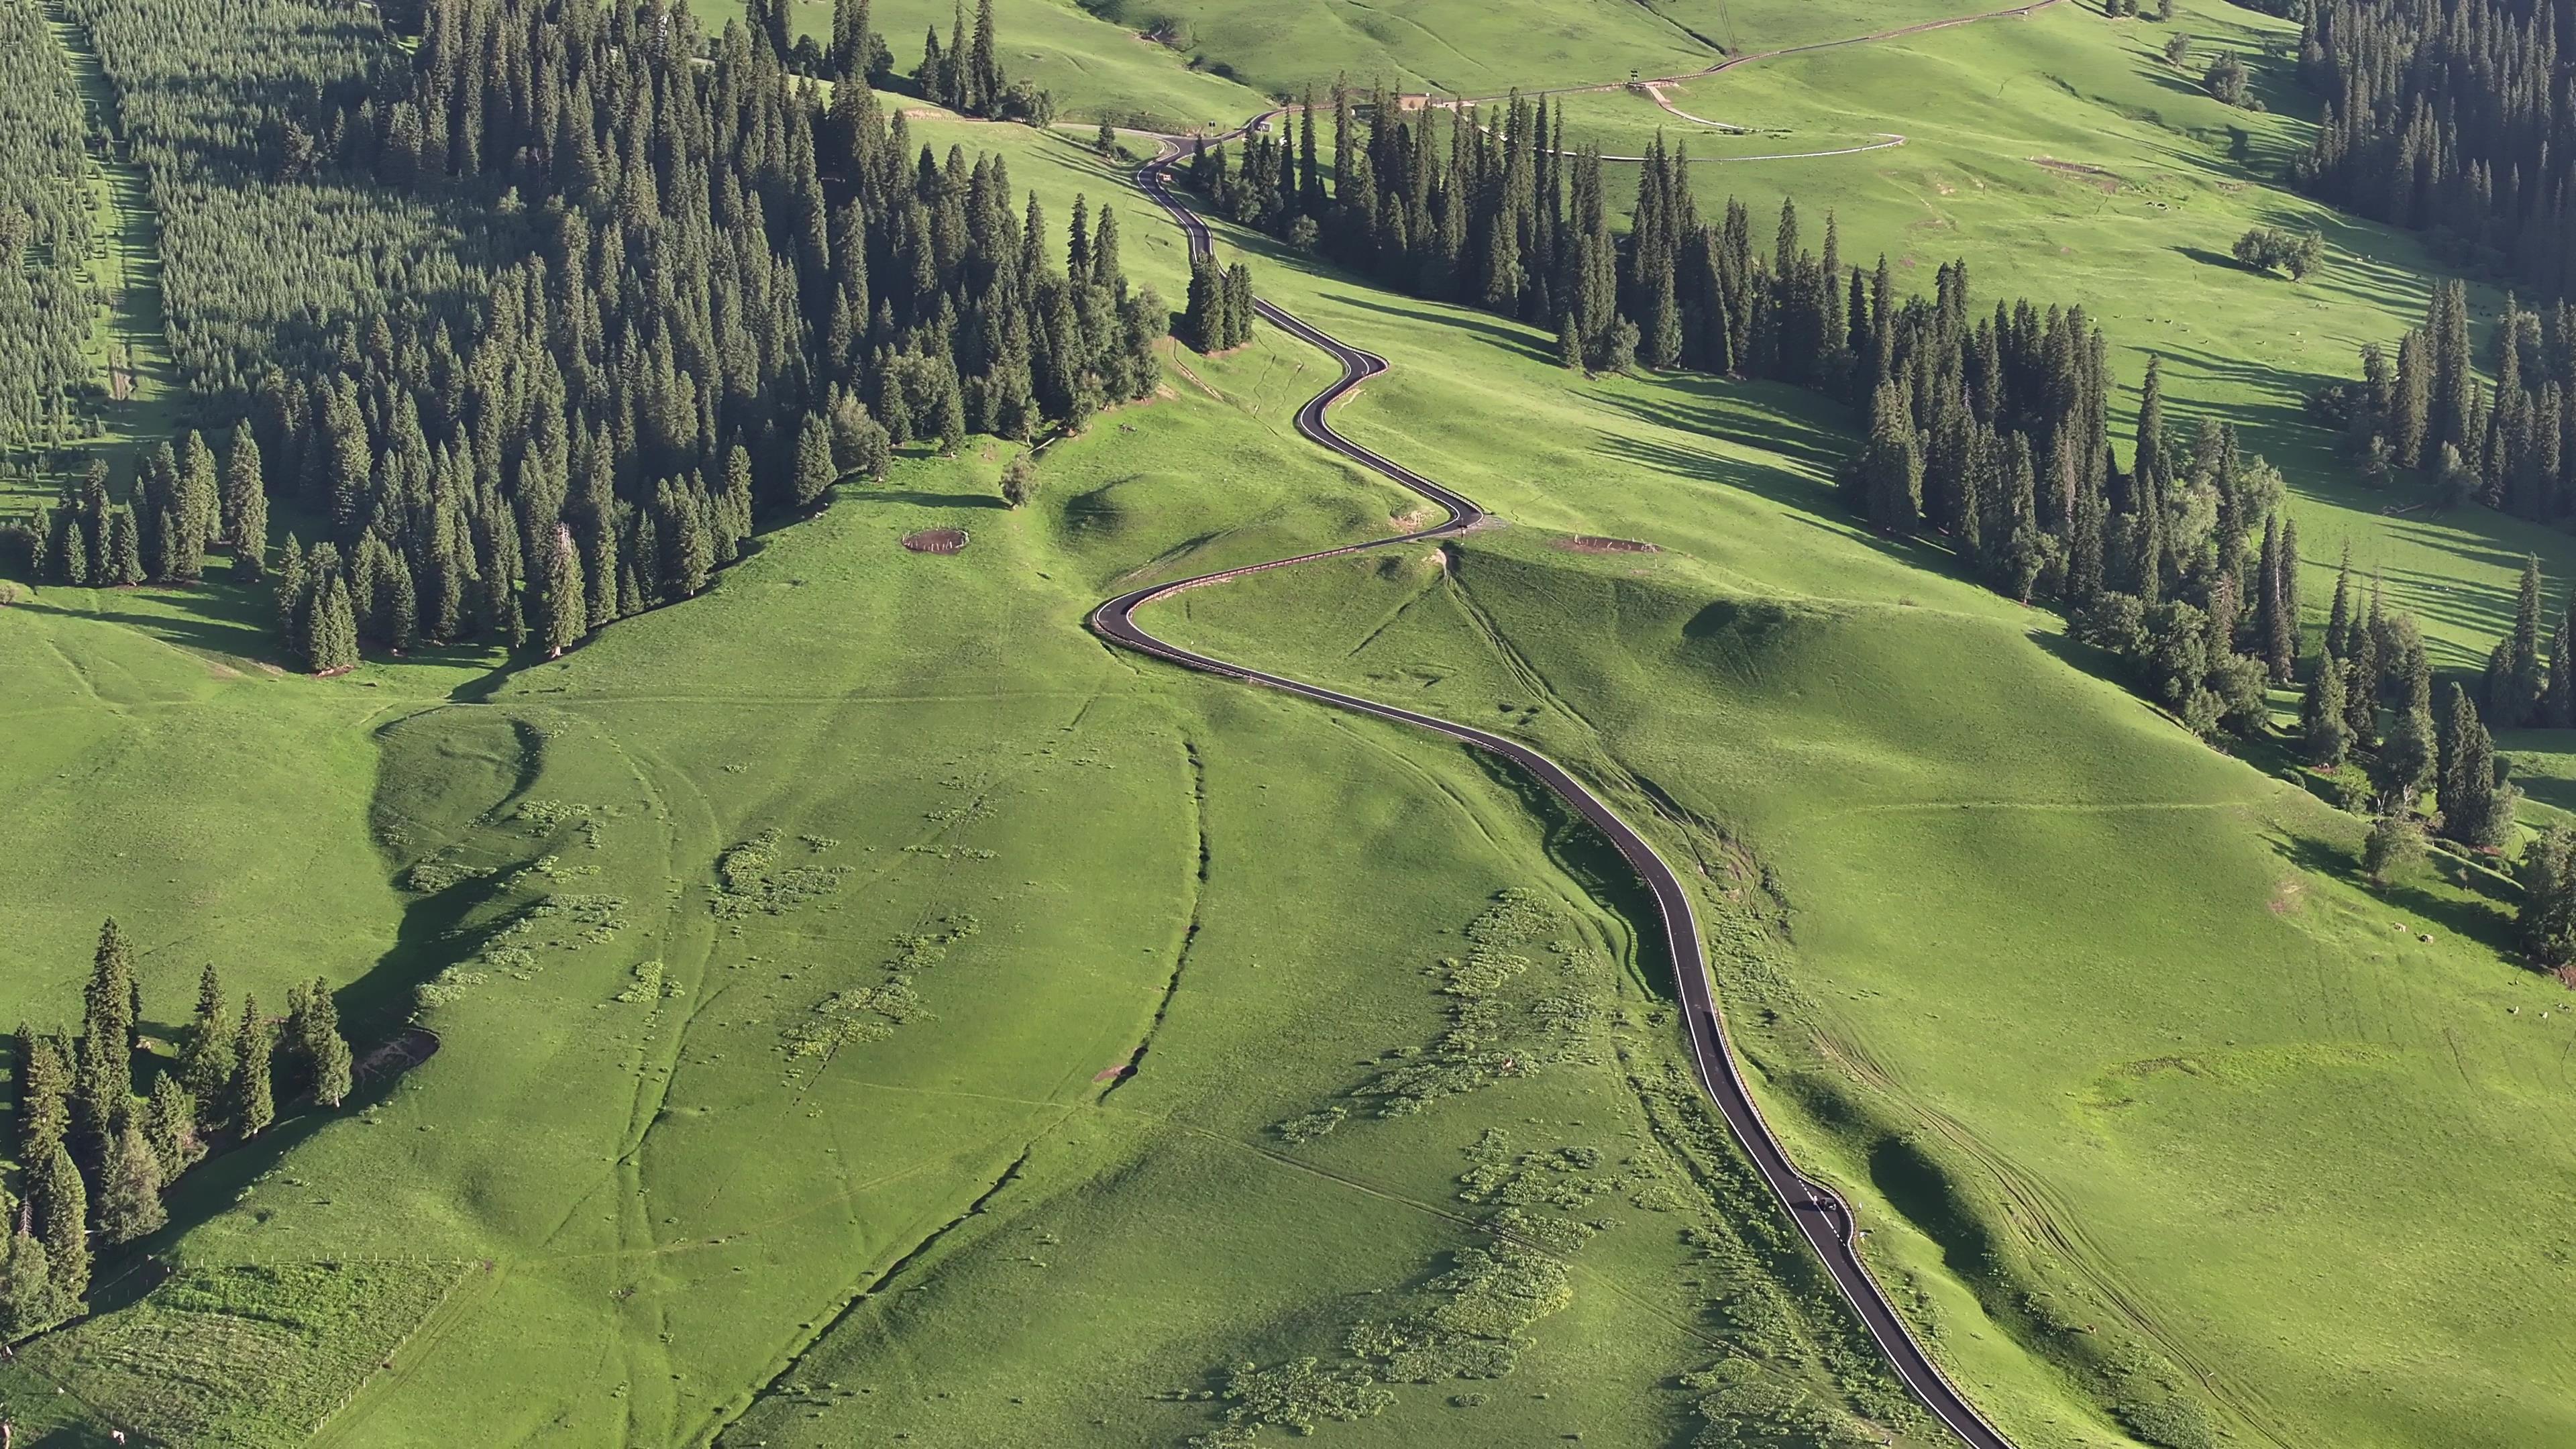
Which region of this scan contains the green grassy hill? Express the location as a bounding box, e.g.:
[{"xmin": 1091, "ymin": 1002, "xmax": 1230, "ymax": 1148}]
[
  {"xmin": 0, "ymin": 120, "xmax": 1940, "ymax": 1449},
  {"xmin": 9, "ymin": 2, "xmax": 2576, "ymax": 1446}
]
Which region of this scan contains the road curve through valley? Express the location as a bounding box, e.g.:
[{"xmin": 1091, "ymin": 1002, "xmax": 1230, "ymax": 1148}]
[{"xmin": 1087, "ymin": 144, "xmax": 2017, "ymax": 1449}]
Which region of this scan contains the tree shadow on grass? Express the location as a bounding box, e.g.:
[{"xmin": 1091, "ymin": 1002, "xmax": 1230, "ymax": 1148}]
[
  {"xmin": 1589, "ymin": 371, "xmax": 1859, "ymax": 478},
  {"xmin": 862, "ymin": 488, "xmax": 1008, "ymax": 511},
  {"xmin": 103, "ymin": 856, "xmax": 518, "ymax": 1278},
  {"xmin": 1317, "ymin": 290, "xmax": 1558, "ymax": 367},
  {"xmin": 2265, "ymin": 828, "xmax": 2521, "ymax": 956},
  {"xmin": 1590, "ymin": 426, "xmax": 1976, "ymax": 584},
  {"xmin": 2027, "ymin": 625, "xmax": 2145, "ymax": 696},
  {"xmin": 2174, "ymin": 242, "xmax": 2257, "ymax": 277},
  {"xmin": 19, "ymin": 578, "xmax": 276, "ymax": 664}
]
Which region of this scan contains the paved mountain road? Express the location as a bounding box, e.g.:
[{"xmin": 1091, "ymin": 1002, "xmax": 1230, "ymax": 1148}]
[{"xmin": 1087, "ymin": 144, "xmax": 2017, "ymax": 1449}]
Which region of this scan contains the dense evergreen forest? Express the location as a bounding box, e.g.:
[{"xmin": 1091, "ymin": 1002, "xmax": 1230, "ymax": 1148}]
[
  {"xmin": 0, "ymin": 1, "xmax": 98, "ymax": 451},
  {"xmin": 2296, "ymin": 0, "xmax": 2576, "ymax": 300},
  {"xmin": 15, "ymin": 0, "xmax": 1159, "ymax": 665}
]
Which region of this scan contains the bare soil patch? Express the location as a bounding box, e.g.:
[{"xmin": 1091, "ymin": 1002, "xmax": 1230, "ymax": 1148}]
[
  {"xmin": 1558, "ymin": 535, "xmax": 1659, "ymax": 555},
  {"xmin": 902, "ymin": 528, "xmax": 970, "ymax": 554},
  {"xmin": 2031, "ymin": 156, "xmax": 2123, "ymax": 192}
]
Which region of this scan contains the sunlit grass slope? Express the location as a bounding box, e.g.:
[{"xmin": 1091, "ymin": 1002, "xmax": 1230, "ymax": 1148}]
[
  {"xmin": 1558, "ymin": 0, "xmax": 2569, "ymax": 672},
  {"xmin": 684, "ymin": 0, "xmax": 1269, "ymax": 127},
  {"xmin": 0, "ymin": 115, "xmax": 1941, "ymax": 1449},
  {"xmin": 1124, "ymin": 184, "xmax": 2576, "ymax": 1447}
]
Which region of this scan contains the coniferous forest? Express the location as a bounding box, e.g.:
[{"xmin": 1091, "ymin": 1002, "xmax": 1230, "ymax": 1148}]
[
  {"xmin": 0, "ymin": 3, "xmax": 99, "ymax": 445},
  {"xmin": 2295, "ymin": 0, "xmax": 2576, "ymax": 300},
  {"xmin": 15, "ymin": 0, "xmax": 1157, "ymax": 667}
]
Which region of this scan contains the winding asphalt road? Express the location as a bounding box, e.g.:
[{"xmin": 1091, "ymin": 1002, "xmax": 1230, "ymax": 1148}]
[{"xmin": 1087, "ymin": 145, "xmax": 2017, "ymax": 1449}]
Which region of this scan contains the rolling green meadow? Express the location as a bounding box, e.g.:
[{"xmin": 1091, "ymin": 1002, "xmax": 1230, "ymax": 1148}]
[{"xmin": 9, "ymin": 0, "xmax": 2576, "ymax": 1446}]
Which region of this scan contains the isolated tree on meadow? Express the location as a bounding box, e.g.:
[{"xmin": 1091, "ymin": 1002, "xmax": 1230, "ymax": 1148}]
[
  {"xmin": 2203, "ymin": 50, "xmax": 2250, "ymax": 106},
  {"xmin": 2233, "ymin": 226, "xmax": 2324, "ymax": 279},
  {"xmin": 1001, "ymin": 454, "xmax": 1040, "ymax": 508},
  {"xmin": 2362, "ymin": 814, "xmax": 2425, "ymax": 885},
  {"xmin": 2163, "ymin": 32, "xmax": 2191, "ymax": 66}
]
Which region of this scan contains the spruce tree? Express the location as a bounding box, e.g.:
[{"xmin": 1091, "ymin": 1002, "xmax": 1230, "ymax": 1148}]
[
  {"xmin": 2324, "ymin": 543, "xmax": 2353, "ymax": 659},
  {"xmin": 2343, "ymin": 621, "xmax": 2381, "ymax": 749},
  {"xmin": 2520, "ymin": 826, "xmax": 2576, "ymax": 965},
  {"xmin": 1225, "ymin": 263, "xmax": 1255, "ymax": 349},
  {"xmin": 2277, "ymin": 515, "xmax": 2302, "ymax": 654},
  {"xmin": 145, "ymin": 1073, "xmax": 201, "ymax": 1173},
  {"xmin": 308, "ymin": 571, "xmax": 360, "ymax": 674},
  {"xmin": 2133, "ymin": 356, "xmax": 2169, "ymax": 502},
  {"xmin": 2548, "ymin": 612, "xmax": 2575, "ymax": 729},
  {"xmin": 103, "ymin": 506, "xmax": 144, "ymax": 587},
  {"xmin": 2377, "ymin": 639, "xmax": 2437, "ymax": 808},
  {"xmin": 794, "ymin": 413, "xmax": 838, "ymax": 508},
  {"xmin": 2302, "ymin": 649, "xmax": 2353, "ymax": 766},
  {"xmin": 95, "ymin": 1119, "xmax": 166, "ymax": 1246},
  {"xmin": 1182, "ymin": 255, "xmax": 1224, "ymax": 354},
  {"xmin": 304, "ymin": 978, "xmax": 353, "ymax": 1109},
  {"xmin": 76, "ymin": 919, "xmax": 137, "ymax": 1163},
  {"xmin": 969, "ymin": 0, "xmax": 1001, "ymax": 108},
  {"xmin": 274, "ymin": 533, "xmax": 307, "ymax": 653},
  {"xmin": 668, "ymin": 500, "xmax": 713, "ymax": 598},
  {"xmin": 170, "ymin": 430, "xmax": 217, "ymax": 581},
  {"xmin": 180, "ymin": 963, "xmax": 235, "ymax": 1112},
  {"xmin": 536, "ymin": 523, "xmax": 587, "ymax": 659},
  {"xmin": 14, "ymin": 1026, "xmax": 68, "ymax": 1167},
  {"xmin": 2438, "ymin": 685, "xmax": 2514, "ymax": 847},
  {"xmin": 0, "ymin": 1222, "xmax": 56, "ymax": 1341},
  {"xmin": 226, "ymin": 424, "xmax": 269, "ymax": 580},
  {"xmin": 830, "ymin": 0, "xmax": 873, "ymax": 79},
  {"xmin": 1860, "ymin": 384, "xmax": 1921, "ymax": 534},
  {"xmin": 32, "ymin": 1142, "xmax": 87, "ymax": 1312},
  {"xmin": 232, "ymin": 996, "xmax": 274, "ymax": 1139},
  {"xmin": 2503, "ymin": 553, "xmax": 2546, "ymax": 727}
]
